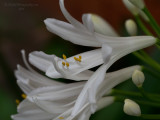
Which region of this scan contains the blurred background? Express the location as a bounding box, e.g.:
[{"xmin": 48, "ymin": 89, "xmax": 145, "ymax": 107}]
[{"xmin": 0, "ymin": 0, "xmax": 160, "ymax": 119}]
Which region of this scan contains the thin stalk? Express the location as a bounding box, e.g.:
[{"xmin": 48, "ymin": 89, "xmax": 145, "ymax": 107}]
[
  {"xmin": 141, "ymin": 114, "xmax": 160, "ymax": 119},
  {"xmin": 135, "ymin": 15, "xmax": 152, "ymax": 36},
  {"xmin": 112, "ymin": 89, "xmax": 160, "ymax": 99},
  {"xmin": 133, "ymin": 52, "xmax": 160, "ymax": 72},
  {"xmin": 115, "ymin": 96, "xmax": 160, "ymax": 108},
  {"xmin": 143, "ymin": 7, "xmax": 160, "ymax": 38}
]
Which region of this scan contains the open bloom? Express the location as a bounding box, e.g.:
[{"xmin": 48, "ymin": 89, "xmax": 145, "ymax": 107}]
[
  {"xmin": 33, "ymin": 0, "xmax": 156, "ymax": 82},
  {"xmin": 12, "ymin": 51, "xmax": 141, "ymax": 120}
]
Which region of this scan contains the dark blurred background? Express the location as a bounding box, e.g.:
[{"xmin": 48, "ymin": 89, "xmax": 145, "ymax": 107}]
[{"xmin": 0, "ymin": 0, "xmax": 160, "ymax": 120}]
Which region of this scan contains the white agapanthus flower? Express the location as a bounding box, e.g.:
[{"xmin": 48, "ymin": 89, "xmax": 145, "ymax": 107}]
[
  {"xmin": 32, "ymin": 0, "xmax": 155, "ymax": 82},
  {"xmin": 11, "ymin": 50, "xmax": 142, "ymax": 120},
  {"xmin": 42, "ymin": 0, "xmax": 155, "ymax": 118}
]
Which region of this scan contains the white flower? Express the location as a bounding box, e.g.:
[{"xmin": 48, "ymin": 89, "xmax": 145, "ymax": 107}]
[
  {"xmin": 132, "ymin": 70, "xmax": 145, "ymax": 87},
  {"xmin": 125, "ymin": 19, "xmax": 137, "ymax": 36},
  {"xmin": 44, "ymin": 0, "xmax": 154, "ymax": 48},
  {"xmin": 32, "ymin": 0, "xmax": 155, "ymax": 82},
  {"xmin": 123, "ymin": 99, "xmax": 141, "ymax": 116},
  {"xmin": 11, "ymin": 50, "xmax": 141, "ymax": 120}
]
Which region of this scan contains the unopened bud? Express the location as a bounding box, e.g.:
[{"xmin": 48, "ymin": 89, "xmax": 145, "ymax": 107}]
[
  {"xmin": 124, "ymin": 99, "xmax": 141, "ymax": 116},
  {"xmin": 123, "ymin": 0, "xmax": 139, "ymax": 15},
  {"xmin": 125, "ymin": 19, "xmax": 137, "ymax": 36},
  {"xmin": 129, "ymin": 0, "xmax": 145, "ymax": 9},
  {"xmin": 132, "ymin": 70, "xmax": 145, "ymax": 87},
  {"xmin": 91, "ymin": 14, "xmax": 118, "ymax": 36}
]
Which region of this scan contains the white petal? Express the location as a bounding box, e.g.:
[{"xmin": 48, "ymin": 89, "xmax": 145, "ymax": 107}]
[
  {"xmin": 82, "ymin": 14, "xmax": 94, "ymax": 32},
  {"xmin": 96, "ymin": 33, "xmax": 156, "ymax": 55},
  {"xmin": 59, "ymin": 0, "xmax": 86, "ymax": 30},
  {"xmin": 29, "ymin": 49, "xmax": 103, "ymax": 81},
  {"xmin": 96, "ymin": 96, "xmax": 114, "ymax": 111},
  {"xmin": 101, "ymin": 44, "xmax": 112, "ymax": 64},
  {"xmin": 44, "ymin": 18, "xmax": 101, "ymax": 47}
]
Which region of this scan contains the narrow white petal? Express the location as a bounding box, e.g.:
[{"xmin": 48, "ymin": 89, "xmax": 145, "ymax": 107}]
[
  {"xmin": 101, "ymin": 44, "xmax": 112, "ymax": 64},
  {"xmin": 96, "ymin": 96, "xmax": 114, "ymax": 111},
  {"xmin": 32, "ymin": 97, "xmax": 75, "ymax": 114},
  {"xmin": 96, "ymin": 33, "xmax": 156, "ymax": 55},
  {"xmin": 82, "ymin": 14, "xmax": 94, "ymax": 32},
  {"xmin": 59, "ymin": 0, "xmax": 86, "ymax": 30},
  {"xmin": 44, "ymin": 18, "xmax": 101, "ymax": 47},
  {"xmin": 29, "ymin": 49, "xmax": 103, "ymax": 81}
]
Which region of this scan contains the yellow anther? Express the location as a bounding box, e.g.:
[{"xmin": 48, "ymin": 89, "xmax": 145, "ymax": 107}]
[
  {"xmin": 79, "ymin": 55, "xmax": 82, "ymax": 59},
  {"xmin": 59, "ymin": 117, "xmax": 64, "ymax": 119},
  {"xmin": 77, "ymin": 58, "xmax": 81, "ymax": 62},
  {"xmin": 74, "ymin": 57, "xmax": 79, "ymax": 61},
  {"xmin": 66, "ymin": 62, "xmax": 69, "ymax": 67},
  {"xmin": 15, "ymin": 99, "xmax": 20, "ymax": 105},
  {"xmin": 21, "ymin": 94, "xmax": 27, "ymax": 99},
  {"xmin": 62, "ymin": 54, "xmax": 67, "ymax": 60},
  {"xmin": 62, "ymin": 61, "xmax": 66, "ymax": 66}
]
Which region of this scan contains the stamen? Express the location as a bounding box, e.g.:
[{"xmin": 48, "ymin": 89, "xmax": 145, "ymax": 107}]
[
  {"xmin": 66, "ymin": 62, "xmax": 69, "ymax": 67},
  {"xmin": 77, "ymin": 58, "xmax": 81, "ymax": 62},
  {"xmin": 59, "ymin": 117, "xmax": 64, "ymax": 119},
  {"xmin": 62, "ymin": 61, "xmax": 66, "ymax": 66},
  {"xmin": 21, "ymin": 94, "xmax": 27, "ymax": 99},
  {"xmin": 62, "ymin": 54, "xmax": 67, "ymax": 60},
  {"xmin": 15, "ymin": 99, "xmax": 20, "ymax": 105},
  {"xmin": 74, "ymin": 56, "xmax": 82, "ymax": 62}
]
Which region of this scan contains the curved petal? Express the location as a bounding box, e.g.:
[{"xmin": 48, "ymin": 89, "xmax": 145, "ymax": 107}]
[
  {"xmin": 44, "ymin": 18, "xmax": 100, "ymax": 47},
  {"xmin": 29, "ymin": 49, "xmax": 103, "ymax": 81},
  {"xmin": 59, "ymin": 0, "xmax": 86, "ymax": 30}
]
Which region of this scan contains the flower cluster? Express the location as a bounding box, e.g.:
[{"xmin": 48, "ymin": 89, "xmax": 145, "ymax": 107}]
[{"xmin": 12, "ymin": 0, "xmax": 159, "ymax": 120}]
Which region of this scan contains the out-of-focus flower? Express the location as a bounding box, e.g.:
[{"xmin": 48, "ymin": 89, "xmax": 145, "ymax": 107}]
[
  {"xmin": 123, "ymin": 99, "xmax": 141, "ymax": 116},
  {"xmin": 125, "ymin": 19, "xmax": 137, "ymax": 36},
  {"xmin": 129, "ymin": 0, "xmax": 145, "ymax": 9},
  {"xmin": 122, "ymin": 0, "xmax": 149, "ymax": 21},
  {"xmin": 132, "ymin": 70, "xmax": 145, "ymax": 87}
]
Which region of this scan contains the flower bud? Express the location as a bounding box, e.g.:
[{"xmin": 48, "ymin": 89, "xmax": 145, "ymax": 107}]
[
  {"xmin": 124, "ymin": 99, "xmax": 141, "ymax": 116},
  {"xmin": 129, "ymin": 0, "xmax": 145, "ymax": 9},
  {"xmin": 125, "ymin": 19, "xmax": 137, "ymax": 36},
  {"xmin": 122, "ymin": 0, "xmax": 139, "ymax": 15},
  {"xmin": 132, "ymin": 70, "xmax": 145, "ymax": 87},
  {"xmin": 122, "ymin": 0, "xmax": 149, "ymax": 21},
  {"xmin": 91, "ymin": 14, "xmax": 118, "ymax": 36}
]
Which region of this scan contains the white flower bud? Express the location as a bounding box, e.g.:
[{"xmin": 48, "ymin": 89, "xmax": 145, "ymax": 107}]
[
  {"xmin": 122, "ymin": 0, "xmax": 149, "ymax": 21},
  {"xmin": 122, "ymin": 0, "xmax": 139, "ymax": 15},
  {"xmin": 91, "ymin": 14, "xmax": 118, "ymax": 36},
  {"xmin": 125, "ymin": 19, "xmax": 137, "ymax": 36},
  {"xmin": 124, "ymin": 99, "xmax": 141, "ymax": 116},
  {"xmin": 132, "ymin": 70, "xmax": 145, "ymax": 87},
  {"xmin": 129, "ymin": 0, "xmax": 145, "ymax": 9}
]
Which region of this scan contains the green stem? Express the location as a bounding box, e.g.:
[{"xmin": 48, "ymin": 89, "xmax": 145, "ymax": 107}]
[
  {"xmin": 142, "ymin": 66, "xmax": 160, "ymax": 81},
  {"xmin": 143, "ymin": 7, "xmax": 160, "ymax": 38},
  {"xmin": 133, "ymin": 52, "xmax": 160, "ymax": 72},
  {"xmin": 112, "ymin": 89, "xmax": 160, "ymax": 99},
  {"xmin": 135, "ymin": 15, "xmax": 152, "ymax": 36},
  {"xmin": 141, "ymin": 114, "xmax": 160, "ymax": 119}
]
